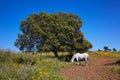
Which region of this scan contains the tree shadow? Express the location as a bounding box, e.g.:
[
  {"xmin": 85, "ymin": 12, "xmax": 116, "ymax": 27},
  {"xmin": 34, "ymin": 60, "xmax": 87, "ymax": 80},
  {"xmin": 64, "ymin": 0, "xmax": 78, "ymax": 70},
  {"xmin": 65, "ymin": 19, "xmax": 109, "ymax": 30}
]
[
  {"xmin": 104, "ymin": 60, "xmax": 120, "ymax": 66},
  {"xmin": 58, "ymin": 54, "xmax": 83, "ymax": 62},
  {"xmin": 58, "ymin": 54, "xmax": 73, "ymax": 62}
]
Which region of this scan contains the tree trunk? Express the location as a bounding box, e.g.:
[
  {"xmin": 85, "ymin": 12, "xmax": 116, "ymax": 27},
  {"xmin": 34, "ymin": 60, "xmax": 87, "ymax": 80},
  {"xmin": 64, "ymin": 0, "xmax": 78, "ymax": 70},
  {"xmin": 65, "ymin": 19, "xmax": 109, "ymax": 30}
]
[{"xmin": 53, "ymin": 52, "xmax": 59, "ymax": 58}]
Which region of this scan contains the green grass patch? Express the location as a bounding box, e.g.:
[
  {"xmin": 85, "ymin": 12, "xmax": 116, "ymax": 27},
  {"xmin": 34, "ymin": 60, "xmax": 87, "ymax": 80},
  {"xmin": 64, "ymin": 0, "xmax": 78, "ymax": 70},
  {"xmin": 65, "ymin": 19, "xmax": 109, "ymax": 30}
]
[
  {"xmin": 0, "ymin": 49, "xmax": 71, "ymax": 80},
  {"xmin": 110, "ymin": 65, "xmax": 120, "ymax": 74}
]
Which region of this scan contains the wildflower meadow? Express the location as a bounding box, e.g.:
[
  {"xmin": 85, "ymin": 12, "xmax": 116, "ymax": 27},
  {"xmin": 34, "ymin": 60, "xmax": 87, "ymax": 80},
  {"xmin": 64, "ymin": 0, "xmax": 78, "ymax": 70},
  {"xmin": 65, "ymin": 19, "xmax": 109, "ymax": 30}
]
[{"xmin": 0, "ymin": 49, "xmax": 69, "ymax": 80}]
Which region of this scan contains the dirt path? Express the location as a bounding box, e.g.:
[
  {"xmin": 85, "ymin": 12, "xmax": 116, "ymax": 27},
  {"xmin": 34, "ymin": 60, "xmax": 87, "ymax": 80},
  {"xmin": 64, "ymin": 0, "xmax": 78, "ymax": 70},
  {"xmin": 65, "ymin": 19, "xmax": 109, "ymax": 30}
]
[{"xmin": 60, "ymin": 53, "xmax": 120, "ymax": 80}]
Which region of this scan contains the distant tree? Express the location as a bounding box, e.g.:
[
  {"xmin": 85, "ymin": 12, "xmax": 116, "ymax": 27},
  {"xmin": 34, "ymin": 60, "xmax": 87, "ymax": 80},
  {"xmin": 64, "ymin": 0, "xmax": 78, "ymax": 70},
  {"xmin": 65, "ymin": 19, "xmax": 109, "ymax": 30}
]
[
  {"xmin": 98, "ymin": 49, "xmax": 102, "ymax": 51},
  {"xmin": 113, "ymin": 48, "xmax": 117, "ymax": 52},
  {"xmin": 14, "ymin": 12, "xmax": 92, "ymax": 57},
  {"xmin": 103, "ymin": 46, "xmax": 109, "ymax": 52}
]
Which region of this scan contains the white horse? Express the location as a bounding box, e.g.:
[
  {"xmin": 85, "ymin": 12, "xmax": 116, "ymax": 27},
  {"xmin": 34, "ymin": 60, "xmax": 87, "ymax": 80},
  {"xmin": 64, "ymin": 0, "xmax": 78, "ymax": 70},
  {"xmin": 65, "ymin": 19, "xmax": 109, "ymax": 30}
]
[{"xmin": 71, "ymin": 53, "xmax": 89, "ymax": 66}]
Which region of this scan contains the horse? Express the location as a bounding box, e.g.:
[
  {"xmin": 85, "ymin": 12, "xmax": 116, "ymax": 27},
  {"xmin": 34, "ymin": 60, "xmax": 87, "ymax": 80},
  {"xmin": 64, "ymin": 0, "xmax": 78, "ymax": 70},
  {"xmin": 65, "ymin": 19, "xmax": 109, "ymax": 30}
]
[{"xmin": 71, "ymin": 53, "xmax": 89, "ymax": 66}]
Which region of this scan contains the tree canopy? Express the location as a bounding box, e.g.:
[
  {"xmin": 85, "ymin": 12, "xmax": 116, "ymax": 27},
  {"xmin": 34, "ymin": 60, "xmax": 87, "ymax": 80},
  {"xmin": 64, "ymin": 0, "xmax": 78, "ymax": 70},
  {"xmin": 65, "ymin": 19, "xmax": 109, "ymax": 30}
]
[
  {"xmin": 113, "ymin": 48, "xmax": 117, "ymax": 52},
  {"xmin": 14, "ymin": 12, "xmax": 92, "ymax": 57},
  {"xmin": 103, "ymin": 46, "xmax": 109, "ymax": 52}
]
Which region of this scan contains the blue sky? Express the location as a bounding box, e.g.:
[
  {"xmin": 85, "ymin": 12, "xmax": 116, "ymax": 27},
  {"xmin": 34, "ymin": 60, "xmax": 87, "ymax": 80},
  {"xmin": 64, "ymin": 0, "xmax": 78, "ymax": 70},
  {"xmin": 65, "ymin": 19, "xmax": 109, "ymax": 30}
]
[{"xmin": 0, "ymin": 0, "xmax": 120, "ymax": 51}]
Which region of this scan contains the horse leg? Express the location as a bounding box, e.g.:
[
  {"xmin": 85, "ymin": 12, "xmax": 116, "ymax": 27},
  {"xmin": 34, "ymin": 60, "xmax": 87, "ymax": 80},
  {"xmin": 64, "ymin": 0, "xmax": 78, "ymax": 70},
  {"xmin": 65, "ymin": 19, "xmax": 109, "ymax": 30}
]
[
  {"xmin": 85, "ymin": 58, "xmax": 88, "ymax": 66},
  {"xmin": 77, "ymin": 61, "xmax": 80, "ymax": 65},
  {"xmin": 77, "ymin": 60, "xmax": 81, "ymax": 66},
  {"xmin": 76, "ymin": 58, "xmax": 80, "ymax": 65},
  {"xmin": 85, "ymin": 61, "xmax": 88, "ymax": 66}
]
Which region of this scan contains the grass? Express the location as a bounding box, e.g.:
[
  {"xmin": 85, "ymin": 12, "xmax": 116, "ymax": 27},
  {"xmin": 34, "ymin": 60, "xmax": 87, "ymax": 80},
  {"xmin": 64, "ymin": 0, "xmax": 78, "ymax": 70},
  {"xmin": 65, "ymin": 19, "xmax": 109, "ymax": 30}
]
[
  {"xmin": 110, "ymin": 59, "xmax": 120, "ymax": 75},
  {"xmin": 0, "ymin": 49, "xmax": 70, "ymax": 80},
  {"xmin": 110, "ymin": 65, "xmax": 120, "ymax": 74}
]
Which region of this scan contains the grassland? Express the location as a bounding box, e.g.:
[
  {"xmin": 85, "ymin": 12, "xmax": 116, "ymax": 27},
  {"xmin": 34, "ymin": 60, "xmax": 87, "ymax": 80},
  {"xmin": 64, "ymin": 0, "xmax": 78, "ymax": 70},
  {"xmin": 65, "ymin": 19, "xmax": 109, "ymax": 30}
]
[
  {"xmin": 0, "ymin": 49, "xmax": 120, "ymax": 80},
  {"xmin": 0, "ymin": 49, "xmax": 71, "ymax": 80}
]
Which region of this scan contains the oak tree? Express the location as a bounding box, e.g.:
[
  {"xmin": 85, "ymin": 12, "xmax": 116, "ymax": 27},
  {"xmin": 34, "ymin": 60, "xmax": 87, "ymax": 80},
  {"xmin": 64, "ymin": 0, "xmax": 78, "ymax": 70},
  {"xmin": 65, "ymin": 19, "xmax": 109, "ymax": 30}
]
[{"xmin": 14, "ymin": 12, "xmax": 92, "ymax": 57}]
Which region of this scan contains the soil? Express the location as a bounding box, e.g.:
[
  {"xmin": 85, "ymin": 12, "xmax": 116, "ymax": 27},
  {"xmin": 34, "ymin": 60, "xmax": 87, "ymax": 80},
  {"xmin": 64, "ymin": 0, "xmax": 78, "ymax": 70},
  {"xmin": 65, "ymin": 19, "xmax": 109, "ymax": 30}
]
[{"xmin": 60, "ymin": 53, "xmax": 120, "ymax": 80}]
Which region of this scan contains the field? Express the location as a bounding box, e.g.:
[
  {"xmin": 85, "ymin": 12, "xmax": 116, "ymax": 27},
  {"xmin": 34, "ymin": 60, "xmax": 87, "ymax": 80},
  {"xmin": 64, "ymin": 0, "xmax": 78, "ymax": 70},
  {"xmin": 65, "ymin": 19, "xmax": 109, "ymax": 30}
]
[
  {"xmin": 0, "ymin": 49, "xmax": 120, "ymax": 80},
  {"xmin": 0, "ymin": 49, "xmax": 69, "ymax": 80}
]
